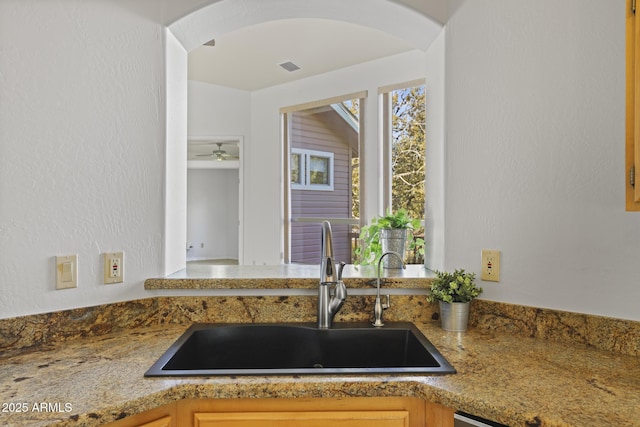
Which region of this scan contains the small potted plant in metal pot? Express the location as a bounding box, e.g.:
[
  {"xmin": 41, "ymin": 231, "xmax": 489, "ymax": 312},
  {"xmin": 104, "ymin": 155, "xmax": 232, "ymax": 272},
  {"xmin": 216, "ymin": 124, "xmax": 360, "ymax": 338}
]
[
  {"xmin": 426, "ymin": 269, "xmax": 483, "ymax": 332},
  {"xmin": 354, "ymin": 209, "xmax": 423, "ymax": 268}
]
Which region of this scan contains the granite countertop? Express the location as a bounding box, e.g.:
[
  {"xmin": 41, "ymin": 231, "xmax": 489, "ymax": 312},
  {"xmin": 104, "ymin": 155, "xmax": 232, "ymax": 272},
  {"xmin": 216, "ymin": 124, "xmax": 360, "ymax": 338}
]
[
  {"xmin": 1, "ymin": 320, "xmax": 639, "ymax": 427},
  {"xmin": 145, "ymin": 264, "xmax": 434, "ymax": 289}
]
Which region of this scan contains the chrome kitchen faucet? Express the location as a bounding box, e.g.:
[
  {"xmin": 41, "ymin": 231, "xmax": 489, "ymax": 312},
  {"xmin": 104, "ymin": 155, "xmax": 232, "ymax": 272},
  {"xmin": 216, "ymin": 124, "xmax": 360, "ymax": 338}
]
[
  {"xmin": 317, "ymin": 221, "xmax": 347, "ymax": 328},
  {"xmin": 373, "ymin": 251, "xmax": 406, "ymax": 327}
]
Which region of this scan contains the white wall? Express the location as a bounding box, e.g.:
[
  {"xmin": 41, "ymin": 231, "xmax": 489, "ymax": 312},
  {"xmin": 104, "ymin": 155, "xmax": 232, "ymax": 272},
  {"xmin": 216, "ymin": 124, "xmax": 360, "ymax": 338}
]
[
  {"xmin": 188, "ymin": 81, "xmax": 251, "ymax": 136},
  {"xmin": 187, "ymin": 169, "xmax": 239, "ymax": 261},
  {"xmin": 444, "ymin": 0, "xmax": 640, "ymax": 320},
  {"xmin": 0, "ymin": 1, "xmax": 166, "ymax": 318},
  {"xmin": 424, "ymin": 30, "xmax": 446, "ymax": 271},
  {"xmin": 164, "ymin": 29, "xmax": 188, "ymax": 276}
]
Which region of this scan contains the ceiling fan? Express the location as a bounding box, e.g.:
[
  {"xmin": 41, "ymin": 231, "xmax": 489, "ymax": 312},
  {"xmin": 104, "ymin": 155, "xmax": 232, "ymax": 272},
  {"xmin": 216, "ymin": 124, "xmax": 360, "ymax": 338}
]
[{"xmin": 194, "ymin": 142, "xmax": 239, "ymax": 161}]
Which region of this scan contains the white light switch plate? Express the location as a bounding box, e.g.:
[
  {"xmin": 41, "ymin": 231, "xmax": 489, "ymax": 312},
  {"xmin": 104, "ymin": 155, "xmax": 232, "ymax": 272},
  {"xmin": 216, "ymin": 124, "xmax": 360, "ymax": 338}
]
[{"xmin": 56, "ymin": 255, "xmax": 78, "ymax": 290}]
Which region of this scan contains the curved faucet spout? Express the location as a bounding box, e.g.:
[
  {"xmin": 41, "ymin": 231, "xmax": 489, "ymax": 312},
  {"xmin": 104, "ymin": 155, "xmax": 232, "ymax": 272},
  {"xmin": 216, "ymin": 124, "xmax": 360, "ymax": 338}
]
[
  {"xmin": 376, "ymin": 251, "xmax": 406, "ymax": 296},
  {"xmin": 318, "ymin": 221, "xmax": 347, "ymax": 328},
  {"xmin": 320, "ymin": 221, "xmax": 336, "ymax": 284},
  {"xmin": 373, "ymin": 251, "xmax": 406, "ymax": 327}
]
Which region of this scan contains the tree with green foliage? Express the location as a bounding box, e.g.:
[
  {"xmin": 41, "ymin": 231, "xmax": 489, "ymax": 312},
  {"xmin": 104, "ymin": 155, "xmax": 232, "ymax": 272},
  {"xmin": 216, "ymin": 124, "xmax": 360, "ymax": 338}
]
[
  {"xmin": 391, "ymin": 86, "xmax": 426, "ymax": 221},
  {"xmin": 343, "ymin": 88, "xmax": 425, "ymax": 223}
]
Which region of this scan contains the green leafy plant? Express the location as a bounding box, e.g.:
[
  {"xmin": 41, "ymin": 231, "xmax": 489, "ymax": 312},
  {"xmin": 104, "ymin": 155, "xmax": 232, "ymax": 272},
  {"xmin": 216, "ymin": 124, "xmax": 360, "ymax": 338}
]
[
  {"xmin": 426, "ymin": 269, "xmax": 483, "ymax": 303},
  {"xmin": 354, "ymin": 209, "xmax": 423, "ymax": 265}
]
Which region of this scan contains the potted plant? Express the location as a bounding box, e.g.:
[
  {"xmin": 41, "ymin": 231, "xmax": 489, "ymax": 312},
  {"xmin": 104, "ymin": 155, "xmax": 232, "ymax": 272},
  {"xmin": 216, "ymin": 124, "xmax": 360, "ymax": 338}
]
[
  {"xmin": 426, "ymin": 269, "xmax": 483, "ymax": 332},
  {"xmin": 355, "ymin": 209, "xmax": 424, "ymax": 268}
]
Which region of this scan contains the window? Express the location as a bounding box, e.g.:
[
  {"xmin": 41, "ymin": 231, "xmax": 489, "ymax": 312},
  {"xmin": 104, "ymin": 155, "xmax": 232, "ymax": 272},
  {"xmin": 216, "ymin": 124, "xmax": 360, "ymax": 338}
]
[
  {"xmin": 282, "ymin": 84, "xmax": 427, "ymax": 265},
  {"xmin": 291, "ymin": 149, "xmax": 334, "ymax": 191},
  {"xmin": 380, "ymin": 81, "xmax": 426, "ymax": 264},
  {"xmin": 290, "ymin": 151, "xmax": 302, "ymax": 186},
  {"xmin": 282, "ymin": 92, "xmax": 364, "ymax": 264},
  {"xmin": 310, "ymin": 154, "xmax": 330, "ymax": 185},
  {"xmin": 380, "ymin": 82, "xmax": 426, "ymax": 218}
]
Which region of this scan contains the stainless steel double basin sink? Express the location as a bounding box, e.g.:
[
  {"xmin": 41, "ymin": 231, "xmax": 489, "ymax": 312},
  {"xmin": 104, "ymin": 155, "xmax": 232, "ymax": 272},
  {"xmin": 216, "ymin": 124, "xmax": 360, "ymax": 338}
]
[{"xmin": 145, "ymin": 322, "xmax": 455, "ymax": 376}]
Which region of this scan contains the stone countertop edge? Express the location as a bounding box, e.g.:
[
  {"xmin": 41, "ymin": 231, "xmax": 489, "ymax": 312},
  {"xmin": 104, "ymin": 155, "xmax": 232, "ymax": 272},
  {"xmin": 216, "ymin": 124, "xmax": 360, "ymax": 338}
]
[
  {"xmin": 145, "ymin": 264, "xmax": 434, "ymax": 289},
  {"xmin": 1, "ymin": 322, "xmax": 639, "ymax": 427}
]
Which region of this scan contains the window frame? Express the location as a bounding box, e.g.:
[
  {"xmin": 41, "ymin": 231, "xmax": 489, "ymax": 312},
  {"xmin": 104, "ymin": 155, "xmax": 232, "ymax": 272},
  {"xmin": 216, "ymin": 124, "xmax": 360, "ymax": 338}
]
[{"xmin": 291, "ymin": 148, "xmax": 334, "ymax": 191}]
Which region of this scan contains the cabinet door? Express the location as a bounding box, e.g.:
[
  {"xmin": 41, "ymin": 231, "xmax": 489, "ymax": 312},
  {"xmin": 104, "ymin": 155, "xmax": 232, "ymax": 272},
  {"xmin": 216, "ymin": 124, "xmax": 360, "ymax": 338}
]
[
  {"xmin": 427, "ymin": 402, "xmax": 455, "ymax": 427},
  {"xmin": 193, "ymin": 410, "xmax": 409, "ymax": 427},
  {"xmin": 626, "ymin": 0, "xmax": 640, "ymax": 210},
  {"xmin": 136, "ymin": 416, "xmax": 172, "ymax": 427},
  {"xmin": 180, "ymin": 397, "xmax": 426, "ymax": 427}
]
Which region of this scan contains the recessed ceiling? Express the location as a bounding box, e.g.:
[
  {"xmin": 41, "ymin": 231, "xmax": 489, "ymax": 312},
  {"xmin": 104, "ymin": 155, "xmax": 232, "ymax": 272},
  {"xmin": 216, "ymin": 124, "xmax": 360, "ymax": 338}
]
[{"xmin": 187, "ymin": 18, "xmax": 417, "ymax": 91}]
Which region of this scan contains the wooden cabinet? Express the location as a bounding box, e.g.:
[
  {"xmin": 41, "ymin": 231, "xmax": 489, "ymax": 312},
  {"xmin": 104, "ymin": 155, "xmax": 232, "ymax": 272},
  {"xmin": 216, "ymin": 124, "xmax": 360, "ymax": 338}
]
[
  {"xmin": 104, "ymin": 403, "xmax": 175, "ymax": 427},
  {"xmin": 105, "ymin": 397, "xmax": 454, "ymax": 427},
  {"xmin": 181, "ymin": 397, "xmax": 426, "ymax": 427},
  {"xmin": 626, "ymin": 0, "xmax": 640, "ymax": 210},
  {"xmin": 192, "ymin": 410, "xmax": 410, "ymax": 427}
]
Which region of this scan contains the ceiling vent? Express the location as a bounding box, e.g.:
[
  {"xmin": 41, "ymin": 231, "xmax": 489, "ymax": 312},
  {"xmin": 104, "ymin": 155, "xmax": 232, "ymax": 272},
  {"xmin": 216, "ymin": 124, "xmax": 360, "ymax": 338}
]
[{"xmin": 279, "ymin": 61, "xmax": 301, "ymax": 72}]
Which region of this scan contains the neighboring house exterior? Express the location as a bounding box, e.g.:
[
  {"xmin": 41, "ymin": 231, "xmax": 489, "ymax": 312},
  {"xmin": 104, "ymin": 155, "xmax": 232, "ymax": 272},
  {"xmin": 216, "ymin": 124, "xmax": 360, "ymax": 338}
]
[{"xmin": 289, "ymin": 104, "xmax": 358, "ymax": 264}]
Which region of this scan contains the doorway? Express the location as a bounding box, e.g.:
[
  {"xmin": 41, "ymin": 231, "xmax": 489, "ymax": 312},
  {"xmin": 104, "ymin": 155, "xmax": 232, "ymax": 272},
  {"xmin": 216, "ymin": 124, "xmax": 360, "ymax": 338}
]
[{"xmin": 187, "ymin": 136, "xmax": 243, "ymax": 266}]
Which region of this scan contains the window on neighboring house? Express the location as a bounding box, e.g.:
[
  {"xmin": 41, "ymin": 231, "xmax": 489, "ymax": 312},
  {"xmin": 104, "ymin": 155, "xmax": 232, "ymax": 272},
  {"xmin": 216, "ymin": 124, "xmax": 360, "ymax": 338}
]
[
  {"xmin": 291, "ymin": 148, "xmax": 334, "ymax": 191},
  {"xmin": 290, "ymin": 151, "xmax": 302, "ymax": 186}
]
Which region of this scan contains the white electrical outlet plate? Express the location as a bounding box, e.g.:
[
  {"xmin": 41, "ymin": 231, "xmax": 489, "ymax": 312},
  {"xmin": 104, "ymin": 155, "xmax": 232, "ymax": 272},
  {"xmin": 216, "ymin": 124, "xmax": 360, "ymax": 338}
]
[
  {"xmin": 56, "ymin": 255, "xmax": 78, "ymax": 290},
  {"xmin": 481, "ymin": 249, "xmax": 501, "ymax": 282},
  {"xmin": 103, "ymin": 251, "xmax": 124, "ymax": 284}
]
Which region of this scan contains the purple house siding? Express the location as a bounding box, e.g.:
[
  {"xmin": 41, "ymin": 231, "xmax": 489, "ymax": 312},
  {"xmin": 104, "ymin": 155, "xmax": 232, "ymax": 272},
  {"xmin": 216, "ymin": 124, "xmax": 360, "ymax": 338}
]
[{"xmin": 290, "ymin": 109, "xmax": 353, "ymax": 264}]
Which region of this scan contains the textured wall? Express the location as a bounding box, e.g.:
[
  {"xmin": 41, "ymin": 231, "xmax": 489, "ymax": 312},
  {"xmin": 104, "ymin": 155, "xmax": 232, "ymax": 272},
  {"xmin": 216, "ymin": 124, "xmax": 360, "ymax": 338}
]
[
  {"xmin": 444, "ymin": 0, "xmax": 640, "ymax": 320},
  {"xmin": 0, "ymin": 1, "xmax": 165, "ymax": 318},
  {"xmin": 187, "ymin": 168, "xmax": 240, "ymax": 260}
]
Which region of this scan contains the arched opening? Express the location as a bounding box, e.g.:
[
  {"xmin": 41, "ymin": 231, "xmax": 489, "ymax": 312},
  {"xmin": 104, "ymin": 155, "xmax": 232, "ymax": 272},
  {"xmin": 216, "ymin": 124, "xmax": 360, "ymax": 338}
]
[{"xmin": 163, "ymin": 0, "xmax": 444, "ymax": 275}]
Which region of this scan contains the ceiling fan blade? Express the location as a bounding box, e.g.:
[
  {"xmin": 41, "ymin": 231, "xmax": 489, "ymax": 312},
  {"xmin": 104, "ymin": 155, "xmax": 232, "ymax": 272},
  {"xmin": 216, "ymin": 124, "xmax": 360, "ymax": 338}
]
[
  {"xmin": 190, "ymin": 140, "xmax": 238, "ymax": 146},
  {"xmin": 190, "ymin": 140, "xmax": 239, "ymax": 161}
]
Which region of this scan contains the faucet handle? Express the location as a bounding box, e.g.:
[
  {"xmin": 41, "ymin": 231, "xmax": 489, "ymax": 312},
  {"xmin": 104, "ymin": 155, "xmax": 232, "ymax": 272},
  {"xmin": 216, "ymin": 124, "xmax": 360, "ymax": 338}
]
[
  {"xmin": 372, "ymin": 294, "xmax": 390, "ymax": 327},
  {"xmin": 337, "ymin": 262, "xmax": 346, "ymax": 281},
  {"xmin": 328, "ymin": 278, "xmax": 347, "ymax": 321},
  {"xmin": 334, "ymin": 280, "xmax": 347, "ymax": 301}
]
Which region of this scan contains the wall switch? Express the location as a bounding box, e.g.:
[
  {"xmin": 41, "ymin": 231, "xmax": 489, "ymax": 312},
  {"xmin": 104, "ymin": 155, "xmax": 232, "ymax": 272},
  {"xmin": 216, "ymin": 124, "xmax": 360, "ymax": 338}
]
[
  {"xmin": 103, "ymin": 252, "xmax": 124, "ymax": 284},
  {"xmin": 56, "ymin": 255, "xmax": 78, "ymax": 289},
  {"xmin": 481, "ymin": 249, "xmax": 501, "ymax": 282}
]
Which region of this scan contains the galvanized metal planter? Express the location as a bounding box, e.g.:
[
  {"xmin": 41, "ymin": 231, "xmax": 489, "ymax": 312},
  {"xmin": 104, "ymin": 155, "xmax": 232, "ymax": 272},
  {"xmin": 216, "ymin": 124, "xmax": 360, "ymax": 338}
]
[
  {"xmin": 380, "ymin": 228, "xmax": 407, "ymax": 269},
  {"xmin": 439, "ymin": 301, "xmax": 471, "ymax": 332}
]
